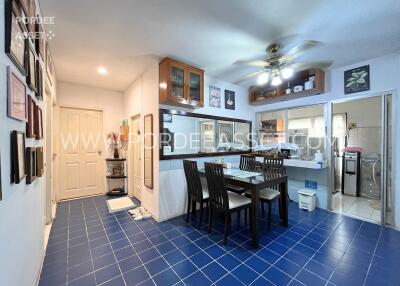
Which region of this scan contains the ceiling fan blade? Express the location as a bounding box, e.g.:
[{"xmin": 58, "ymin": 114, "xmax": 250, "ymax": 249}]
[
  {"xmin": 289, "ymin": 61, "xmax": 333, "ymax": 71},
  {"xmin": 235, "ymin": 60, "xmax": 270, "ymax": 68},
  {"xmin": 234, "ymin": 70, "xmax": 265, "ymax": 84},
  {"xmin": 282, "ymin": 40, "xmax": 322, "ymax": 61}
]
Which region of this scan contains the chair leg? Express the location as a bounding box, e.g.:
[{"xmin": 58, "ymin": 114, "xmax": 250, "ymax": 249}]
[
  {"xmin": 238, "ymin": 210, "xmax": 241, "ymax": 224},
  {"xmin": 267, "ymin": 201, "xmax": 272, "ymax": 231},
  {"xmin": 278, "ymin": 197, "xmax": 282, "ymax": 220},
  {"xmin": 186, "ymin": 197, "xmax": 191, "ymax": 222},
  {"xmin": 208, "ymin": 206, "xmax": 213, "ymax": 234},
  {"xmin": 261, "ymin": 201, "xmax": 265, "ymax": 217},
  {"xmin": 223, "ymin": 213, "xmax": 230, "ymax": 245},
  {"xmin": 249, "ymin": 208, "xmax": 252, "ymax": 233},
  {"xmin": 244, "ymin": 208, "xmax": 248, "ymax": 225},
  {"xmin": 199, "ymin": 202, "xmax": 203, "ymax": 229}
]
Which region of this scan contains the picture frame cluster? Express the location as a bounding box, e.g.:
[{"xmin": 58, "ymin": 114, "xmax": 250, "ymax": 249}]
[
  {"xmin": 5, "ymin": 0, "xmax": 52, "ymax": 187},
  {"xmin": 208, "ymin": 85, "xmax": 236, "ymax": 110}
]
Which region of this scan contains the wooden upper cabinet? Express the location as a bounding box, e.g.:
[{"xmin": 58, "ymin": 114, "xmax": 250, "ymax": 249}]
[{"xmin": 159, "ymin": 58, "xmax": 204, "ymax": 108}]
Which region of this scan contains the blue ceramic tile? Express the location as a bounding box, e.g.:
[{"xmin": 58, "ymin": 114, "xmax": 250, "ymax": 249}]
[
  {"xmin": 152, "ymin": 268, "xmax": 180, "ymax": 286},
  {"xmin": 189, "ymin": 251, "xmax": 213, "ymax": 269},
  {"xmin": 215, "ymin": 274, "xmax": 242, "ymax": 286},
  {"xmin": 93, "ymin": 252, "xmax": 116, "ymax": 270},
  {"xmin": 304, "ymin": 259, "xmax": 334, "ymax": 280},
  {"xmin": 133, "ymin": 239, "xmax": 153, "ymax": 253},
  {"xmin": 68, "ymin": 273, "xmax": 96, "ymax": 286},
  {"xmin": 252, "ymin": 276, "xmax": 275, "ymax": 286},
  {"xmin": 257, "ymin": 248, "xmax": 281, "ymax": 264},
  {"xmin": 202, "ymin": 261, "xmax": 227, "ymax": 282},
  {"xmin": 138, "ymin": 247, "xmax": 161, "ymax": 263},
  {"xmin": 111, "ymin": 238, "xmax": 130, "ymax": 251},
  {"xmin": 164, "ymin": 249, "xmax": 186, "ymax": 266},
  {"xmin": 118, "ymin": 254, "xmax": 142, "ymax": 273},
  {"xmin": 155, "ymin": 241, "xmax": 176, "ymax": 255},
  {"xmin": 296, "ymin": 269, "xmax": 326, "ymax": 286},
  {"xmin": 94, "ymin": 263, "xmax": 121, "ymax": 285},
  {"xmin": 68, "ymin": 261, "xmax": 93, "ymax": 282},
  {"xmin": 231, "ymin": 264, "xmax": 258, "ymax": 284},
  {"xmin": 145, "ymin": 255, "xmax": 170, "ymax": 276},
  {"xmin": 274, "ymin": 257, "xmax": 301, "ymax": 277},
  {"xmin": 172, "ymin": 259, "xmax": 198, "ymax": 279},
  {"xmin": 114, "ymin": 246, "xmax": 136, "ymax": 261},
  {"xmin": 123, "ymin": 265, "xmax": 150, "ymax": 286},
  {"xmin": 180, "ymin": 243, "xmax": 201, "ymax": 257},
  {"xmin": 246, "ymin": 255, "xmax": 271, "ymax": 274},
  {"xmin": 184, "ymin": 270, "xmax": 212, "ymax": 286},
  {"xmin": 263, "ymin": 266, "xmax": 292, "ymax": 286}
]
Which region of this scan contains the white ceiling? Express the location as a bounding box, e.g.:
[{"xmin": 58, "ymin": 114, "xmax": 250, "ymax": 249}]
[{"xmin": 40, "ymin": 0, "xmax": 400, "ymax": 91}]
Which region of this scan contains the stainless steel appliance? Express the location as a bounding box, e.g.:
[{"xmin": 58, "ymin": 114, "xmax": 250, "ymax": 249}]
[
  {"xmin": 342, "ymin": 151, "xmax": 361, "ymax": 196},
  {"xmin": 360, "ymin": 153, "xmax": 381, "ymax": 199}
]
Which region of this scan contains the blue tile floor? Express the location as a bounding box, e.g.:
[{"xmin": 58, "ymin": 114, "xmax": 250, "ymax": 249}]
[{"xmin": 39, "ymin": 195, "xmax": 400, "ymax": 286}]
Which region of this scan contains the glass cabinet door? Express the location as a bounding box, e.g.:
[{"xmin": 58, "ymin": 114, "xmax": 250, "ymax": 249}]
[
  {"xmin": 187, "ymin": 68, "xmax": 202, "ymax": 102},
  {"xmin": 170, "ymin": 64, "xmax": 185, "ymax": 99}
]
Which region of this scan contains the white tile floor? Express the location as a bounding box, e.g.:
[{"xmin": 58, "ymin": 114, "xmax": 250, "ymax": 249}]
[{"xmin": 332, "ymin": 193, "xmax": 381, "ymax": 224}]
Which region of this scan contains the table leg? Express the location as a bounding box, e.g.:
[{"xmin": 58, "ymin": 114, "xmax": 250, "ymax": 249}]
[
  {"xmin": 251, "ymin": 187, "xmax": 259, "ymax": 248},
  {"xmin": 280, "ymin": 179, "xmax": 288, "ymax": 227}
]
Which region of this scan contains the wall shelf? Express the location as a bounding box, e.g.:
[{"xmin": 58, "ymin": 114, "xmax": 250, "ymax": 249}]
[{"xmin": 249, "ymin": 69, "xmax": 325, "ymax": 106}]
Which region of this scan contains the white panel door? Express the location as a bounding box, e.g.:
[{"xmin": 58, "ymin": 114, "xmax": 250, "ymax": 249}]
[
  {"xmin": 131, "ymin": 116, "xmax": 142, "ymax": 200},
  {"xmin": 59, "ymin": 107, "xmax": 104, "ymax": 200}
]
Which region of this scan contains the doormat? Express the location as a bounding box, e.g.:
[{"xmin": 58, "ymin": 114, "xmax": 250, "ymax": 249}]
[{"xmin": 107, "ymin": 197, "xmax": 136, "ymax": 213}]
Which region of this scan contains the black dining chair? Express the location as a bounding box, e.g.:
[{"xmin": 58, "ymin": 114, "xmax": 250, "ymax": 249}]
[
  {"xmin": 245, "ymin": 155, "xmax": 285, "ymax": 230},
  {"xmin": 183, "ymin": 160, "xmax": 209, "ymax": 228},
  {"xmin": 204, "ymin": 162, "xmax": 252, "ymax": 245},
  {"xmin": 226, "ymin": 154, "xmax": 256, "ymax": 194}
]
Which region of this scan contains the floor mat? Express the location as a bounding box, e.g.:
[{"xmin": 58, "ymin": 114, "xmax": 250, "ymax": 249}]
[{"xmin": 106, "ymin": 196, "xmax": 136, "ymax": 213}]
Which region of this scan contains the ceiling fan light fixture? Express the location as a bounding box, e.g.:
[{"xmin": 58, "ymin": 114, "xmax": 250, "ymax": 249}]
[
  {"xmin": 271, "ymin": 73, "xmax": 282, "ymax": 86},
  {"xmin": 257, "ymin": 72, "xmax": 270, "ymax": 85},
  {"xmin": 281, "ymin": 67, "xmax": 294, "ymax": 79}
]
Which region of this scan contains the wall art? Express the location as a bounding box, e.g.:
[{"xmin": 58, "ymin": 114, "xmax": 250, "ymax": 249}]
[
  {"xmin": 209, "ymin": 85, "xmax": 221, "ymax": 108},
  {"xmin": 344, "ymin": 65, "xmax": 370, "ymax": 94},
  {"xmin": 224, "ymin": 89, "xmax": 235, "ymax": 110},
  {"xmin": 7, "ymin": 66, "xmax": 27, "ymax": 121}
]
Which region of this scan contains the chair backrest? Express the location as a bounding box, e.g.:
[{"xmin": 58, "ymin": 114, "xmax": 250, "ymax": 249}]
[
  {"xmin": 263, "ymin": 155, "xmax": 285, "ymax": 173},
  {"xmin": 204, "ymin": 162, "xmax": 228, "ymax": 210},
  {"xmin": 183, "ymin": 160, "xmax": 204, "ymax": 201},
  {"xmin": 239, "ymin": 154, "xmax": 256, "ymax": 171}
]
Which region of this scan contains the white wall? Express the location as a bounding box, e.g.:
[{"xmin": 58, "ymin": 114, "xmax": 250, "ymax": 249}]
[
  {"xmin": 0, "ymin": 1, "xmax": 47, "ymax": 285},
  {"xmin": 123, "ymin": 62, "xmax": 161, "ymax": 221},
  {"xmin": 56, "ymin": 81, "xmax": 124, "ymax": 133}
]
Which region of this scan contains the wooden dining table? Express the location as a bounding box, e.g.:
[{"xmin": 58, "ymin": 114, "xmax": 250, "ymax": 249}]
[{"xmin": 198, "ymin": 168, "xmax": 288, "ymax": 248}]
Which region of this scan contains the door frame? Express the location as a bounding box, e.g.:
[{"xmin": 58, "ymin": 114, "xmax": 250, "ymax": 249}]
[
  {"xmin": 128, "ymin": 113, "xmax": 142, "ymax": 199},
  {"xmin": 327, "ymin": 90, "xmax": 396, "ymax": 225},
  {"xmin": 44, "ymin": 90, "xmax": 53, "ymax": 224},
  {"xmin": 57, "ymin": 105, "xmax": 105, "ymax": 201}
]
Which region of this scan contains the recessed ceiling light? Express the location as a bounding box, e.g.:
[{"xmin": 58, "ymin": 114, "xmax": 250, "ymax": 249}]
[{"xmin": 97, "ymin": 66, "xmax": 108, "ymax": 75}]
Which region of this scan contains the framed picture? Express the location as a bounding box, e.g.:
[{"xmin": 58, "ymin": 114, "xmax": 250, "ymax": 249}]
[
  {"xmin": 36, "ymin": 147, "xmax": 44, "ymax": 177},
  {"xmin": 27, "ymin": 40, "xmax": 38, "ymax": 94},
  {"xmin": 26, "ymin": 95, "xmax": 36, "ymax": 138},
  {"xmin": 218, "ymin": 122, "xmax": 234, "ymax": 144},
  {"xmin": 344, "ymin": 65, "xmax": 370, "ymax": 94},
  {"xmin": 36, "ymin": 61, "xmax": 43, "ymax": 100},
  {"xmin": 28, "ymin": 0, "xmax": 36, "ymax": 34},
  {"xmin": 46, "ymin": 44, "xmax": 54, "ymax": 86},
  {"xmin": 19, "ymin": 0, "xmax": 30, "ymax": 16},
  {"xmin": 224, "ymin": 90, "xmax": 235, "ymax": 110},
  {"xmin": 144, "ymin": 114, "xmax": 153, "ymax": 189},
  {"xmin": 36, "ymin": 22, "xmax": 46, "ymax": 61},
  {"xmin": 26, "ymin": 147, "xmax": 36, "ymax": 184},
  {"xmin": 7, "ymin": 66, "xmax": 27, "ymax": 122},
  {"xmin": 209, "ymin": 85, "xmax": 221, "ymax": 108},
  {"xmin": 34, "ymin": 104, "xmax": 43, "ymax": 139},
  {"xmin": 5, "ymin": 0, "xmax": 28, "ymax": 75},
  {"xmin": 11, "ymin": 130, "xmax": 26, "ymax": 184}
]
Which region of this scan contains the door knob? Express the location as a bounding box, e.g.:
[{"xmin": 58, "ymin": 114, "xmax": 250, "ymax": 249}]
[{"xmin": 98, "ymin": 150, "xmax": 102, "ymax": 155}]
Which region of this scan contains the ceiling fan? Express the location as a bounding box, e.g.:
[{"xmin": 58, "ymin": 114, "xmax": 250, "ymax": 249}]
[{"xmin": 235, "ymin": 40, "xmax": 328, "ymax": 86}]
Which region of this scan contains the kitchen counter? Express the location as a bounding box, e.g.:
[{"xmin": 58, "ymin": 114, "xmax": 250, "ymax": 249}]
[{"xmin": 283, "ymin": 159, "xmax": 328, "ymax": 169}]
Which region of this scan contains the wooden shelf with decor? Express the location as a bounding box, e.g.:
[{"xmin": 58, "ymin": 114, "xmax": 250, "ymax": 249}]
[
  {"xmin": 249, "ymin": 69, "xmax": 325, "ymax": 106},
  {"xmin": 159, "ymin": 58, "xmax": 204, "ymax": 108}
]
